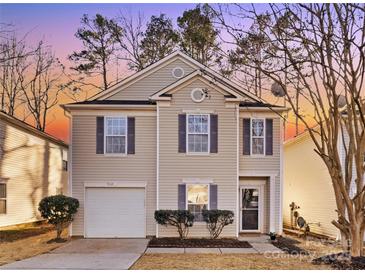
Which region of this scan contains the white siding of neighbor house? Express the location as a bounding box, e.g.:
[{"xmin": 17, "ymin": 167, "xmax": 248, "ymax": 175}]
[
  {"xmin": 283, "ymin": 134, "xmax": 339, "ymax": 238},
  {"xmin": 70, "ymin": 111, "xmax": 156, "ymax": 236},
  {"xmin": 239, "ymin": 114, "xmax": 282, "ymax": 233},
  {"xmin": 158, "ymin": 77, "xmax": 238, "ymax": 238},
  {"xmin": 0, "ymin": 119, "xmax": 67, "ymax": 227},
  {"xmin": 107, "ymin": 58, "xmax": 196, "ymax": 101}
]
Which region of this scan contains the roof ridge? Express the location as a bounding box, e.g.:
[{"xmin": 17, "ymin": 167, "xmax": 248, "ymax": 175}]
[{"xmin": 0, "ymin": 111, "xmax": 68, "ymax": 147}]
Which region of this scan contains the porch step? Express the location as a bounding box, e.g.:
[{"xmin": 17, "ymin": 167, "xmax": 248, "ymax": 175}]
[{"xmin": 238, "ymin": 234, "xmax": 270, "ymax": 243}]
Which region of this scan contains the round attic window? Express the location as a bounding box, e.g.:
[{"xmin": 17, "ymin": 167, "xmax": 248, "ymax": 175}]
[
  {"xmin": 172, "ymin": 67, "xmax": 185, "ymax": 79},
  {"xmin": 191, "ymin": 88, "xmax": 206, "ymax": 103}
]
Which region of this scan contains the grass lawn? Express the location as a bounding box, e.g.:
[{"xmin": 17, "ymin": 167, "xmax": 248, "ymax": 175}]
[
  {"xmin": 0, "ymin": 222, "xmax": 69, "ymax": 266},
  {"xmin": 131, "ymin": 254, "xmax": 332, "ymax": 270},
  {"xmin": 131, "ymin": 234, "xmax": 343, "ymax": 270}
]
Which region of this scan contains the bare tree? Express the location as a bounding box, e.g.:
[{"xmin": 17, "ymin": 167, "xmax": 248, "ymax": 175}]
[
  {"xmin": 108, "ymin": 12, "xmax": 145, "ymax": 71},
  {"xmin": 215, "ymin": 3, "xmax": 365, "ymax": 256},
  {"xmin": 19, "ymin": 41, "xmax": 64, "ymax": 131},
  {"xmin": 0, "ymin": 34, "xmax": 27, "ymax": 115}
]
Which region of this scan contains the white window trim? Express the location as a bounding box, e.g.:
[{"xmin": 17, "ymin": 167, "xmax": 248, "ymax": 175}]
[
  {"xmin": 104, "ymin": 116, "xmax": 128, "ymax": 156},
  {"xmin": 185, "ymin": 183, "xmax": 210, "ymax": 222},
  {"xmin": 186, "ymin": 113, "xmax": 210, "ymax": 155},
  {"xmin": 0, "ymin": 182, "xmax": 6, "ymax": 214},
  {"xmin": 250, "ymin": 118, "xmax": 266, "ymax": 157}
]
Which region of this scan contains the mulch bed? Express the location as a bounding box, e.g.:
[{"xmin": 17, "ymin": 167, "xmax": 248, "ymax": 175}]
[
  {"xmin": 312, "ymin": 252, "xmax": 365, "ymax": 270},
  {"xmin": 0, "ymin": 222, "xmax": 54, "ymax": 243},
  {"xmin": 148, "ymin": 237, "xmax": 252, "ymax": 248},
  {"xmin": 272, "ymin": 236, "xmax": 309, "ymax": 255}
]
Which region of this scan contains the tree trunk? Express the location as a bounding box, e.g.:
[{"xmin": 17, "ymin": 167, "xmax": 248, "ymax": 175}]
[
  {"xmin": 56, "ymin": 224, "xmax": 63, "ymax": 240},
  {"xmin": 349, "ymin": 222, "xmax": 363, "ymax": 257}
]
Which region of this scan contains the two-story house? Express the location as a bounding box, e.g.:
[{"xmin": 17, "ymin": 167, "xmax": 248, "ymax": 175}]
[{"xmin": 63, "ymin": 51, "xmax": 286, "ymax": 238}]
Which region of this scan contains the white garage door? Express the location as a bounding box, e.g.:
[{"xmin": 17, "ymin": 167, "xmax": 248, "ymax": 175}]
[{"xmin": 85, "ymin": 187, "xmax": 145, "ymax": 238}]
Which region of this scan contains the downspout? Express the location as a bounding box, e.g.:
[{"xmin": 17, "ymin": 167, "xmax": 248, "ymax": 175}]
[
  {"xmin": 236, "ymin": 103, "xmax": 240, "ymax": 238},
  {"xmin": 156, "ymin": 103, "xmax": 160, "ymax": 238}
]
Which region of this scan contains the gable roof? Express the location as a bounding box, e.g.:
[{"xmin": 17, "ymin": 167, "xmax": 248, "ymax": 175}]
[
  {"xmin": 89, "ymin": 50, "xmax": 263, "ymax": 103},
  {"xmin": 149, "ymin": 70, "xmax": 251, "ymax": 101},
  {"xmin": 0, "ymin": 111, "xmax": 68, "ymax": 148}
]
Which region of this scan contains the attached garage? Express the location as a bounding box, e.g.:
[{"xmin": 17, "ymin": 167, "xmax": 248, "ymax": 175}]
[{"xmin": 85, "ymin": 186, "xmax": 145, "ymax": 238}]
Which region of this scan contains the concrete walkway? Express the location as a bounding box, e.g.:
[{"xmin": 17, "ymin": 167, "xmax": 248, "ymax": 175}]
[
  {"xmin": 1, "ymin": 238, "xmax": 149, "ymax": 270},
  {"xmin": 145, "ymin": 241, "xmax": 283, "ymax": 254}
]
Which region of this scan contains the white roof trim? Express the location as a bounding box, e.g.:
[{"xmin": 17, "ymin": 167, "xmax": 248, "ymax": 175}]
[
  {"xmin": 62, "ymin": 104, "xmax": 156, "ymax": 110},
  {"xmin": 89, "ymin": 50, "xmax": 264, "ymax": 103},
  {"xmin": 149, "ymin": 70, "xmax": 246, "ymax": 101}
]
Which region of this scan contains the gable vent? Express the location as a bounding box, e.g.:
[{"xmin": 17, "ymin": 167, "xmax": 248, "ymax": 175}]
[
  {"xmin": 191, "ymin": 88, "xmax": 206, "ymax": 103},
  {"xmin": 172, "ymin": 67, "xmax": 185, "ymax": 79}
]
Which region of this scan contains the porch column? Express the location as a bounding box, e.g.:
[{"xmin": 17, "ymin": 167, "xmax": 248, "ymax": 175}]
[{"xmin": 269, "ymin": 175, "xmax": 276, "ymax": 233}]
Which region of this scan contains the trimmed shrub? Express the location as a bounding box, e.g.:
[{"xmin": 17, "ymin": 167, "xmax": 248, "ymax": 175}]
[
  {"xmin": 38, "ymin": 195, "xmax": 79, "ymax": 240},
  {"xmin": 154, "ymin": 210, "xmax": 194, "ymax": 239},
  {"xmin": 202, "ymin": 209, "xmax": 234, "ymax": 239}
]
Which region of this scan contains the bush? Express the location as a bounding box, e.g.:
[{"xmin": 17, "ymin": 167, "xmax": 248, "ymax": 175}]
[
  {"xmin": 38, "ymin": 195, "xmax": 79, "ymax": 240},
  {"xmin": 154, "ymin": 210, "xmax": 194, "ymax": 239},
  {"xmin": 202, "ymin": 209, "xmax": 234, "ymax": 239}
]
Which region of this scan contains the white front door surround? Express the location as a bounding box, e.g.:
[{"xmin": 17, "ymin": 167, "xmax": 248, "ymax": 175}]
[
  {"xmin": 238, "ymin": 175, "xmax": 276, "ymax": 234},
  {"xmin": 240, "ymin": 184, "xmax": 264, "ymax": 233}
]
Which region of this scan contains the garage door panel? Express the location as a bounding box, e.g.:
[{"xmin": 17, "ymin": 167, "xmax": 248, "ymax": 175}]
[{"xmin": 85, "ymin": 187, "xmax": 145, "ymax": 238}]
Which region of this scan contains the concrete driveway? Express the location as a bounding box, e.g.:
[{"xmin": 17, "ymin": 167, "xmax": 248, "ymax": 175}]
[{"xmin": 1, "ymin": 238, "xmax": 149, "ymax": 270}]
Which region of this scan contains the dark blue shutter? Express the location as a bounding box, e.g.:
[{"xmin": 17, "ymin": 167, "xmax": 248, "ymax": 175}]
[
  {"xmin": 209, "ymin": 184, "xmax": 218, "ymax": 209},
  {"xmin": 178, "ymin": 114, "xmax": 186, "ymax": 153},
  {"xmin": 127, "ymin": 117, "xmax": 135, "ymax": 154},
  {"xmin": 243, "ymin": 118, "xmax": 251, "ymax": 155},
  {"xmin": 265, "ymin": 118, "xmax": 273, "ymax": 155},
  {"xmin": 96, "ymin": 117, "xmax": 104, "ymax": 154},
  {"xmin": 210, "ymin": 114, "xmax": 218, "ymax": 153},
  {"xmin": 178, "ymin": 184, "xmax": 186, "ymax": 210}
]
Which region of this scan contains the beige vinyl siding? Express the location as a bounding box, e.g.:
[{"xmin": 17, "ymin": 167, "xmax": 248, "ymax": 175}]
[
  {"xmin": 283, "ymin": 134, "xmax": 339, "ymax": 238},
  {"xmin": 71, "ymin": 113, "xmax": 156, "ymax": 236},
  {"xmin": 158, "ymin": 78, "xmax": 237, "ymax": 237},
  {"xmin": 239, "ymin": 116, "xmax": 281, "ymax": 233},
  {"xmin": 0, "ymin": 119, "xmax": 67, "ymax": 227},
  {"xmin": 107, "ymin": 58, "xmax": 196, "ymax": 101}
]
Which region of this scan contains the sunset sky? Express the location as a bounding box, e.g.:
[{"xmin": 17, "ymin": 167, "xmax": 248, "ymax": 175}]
[{"xmin": 0, "ymin": 3, "xmax": 300, "ymax": 142}]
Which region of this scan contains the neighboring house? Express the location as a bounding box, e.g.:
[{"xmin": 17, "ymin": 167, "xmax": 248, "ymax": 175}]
[
  {"xmin": 0, "ymin": 111, "xmax": 68, "ymax": 227},
  {"xmin": 63, "ymin": 51, "xmax": 287, "ymax": 239},
  {"xmin": 284, "ymin": 129, "xmax": 363, "ymax": 240}
]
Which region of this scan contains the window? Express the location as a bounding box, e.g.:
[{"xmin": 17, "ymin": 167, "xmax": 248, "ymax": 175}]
[
  {"xmin": 105, "ymin": 117, "xmax": 127, "ymax": 154},
  {"xmin": 187, "ymin": 114, "xmax": 209, "ymax": 153},
  {"xmin": 62, "ymin": 160, "xmax": 68, "ymax": 171},
  {"xmin": 187, "ymin": 184, "xmax": 209, "ymax": 221},
  {"xmin": 0, "ymin": 183, "xmax": 6, "ymax": 214},
  {"xmin": 251, "ymin": 118, "xmax": 265, "ymax": 155}
]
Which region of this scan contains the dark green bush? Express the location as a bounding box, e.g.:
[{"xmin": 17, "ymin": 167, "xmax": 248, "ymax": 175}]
[
  {"xmin": 154, "ymin": 210, "xmax": 194, "ymax": 239},
  {"xmin": 202, "ymin": 209, "xmax": 234, "ymax": 239},
  {"xmin": 38, "ymin": 195, "xmax": 79, "ymax": 240}
]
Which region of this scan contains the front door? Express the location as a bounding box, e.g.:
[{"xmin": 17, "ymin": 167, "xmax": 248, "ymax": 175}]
[{"xmin": 240, "ymin": 186, "xmax": 262, "ymax": 232}]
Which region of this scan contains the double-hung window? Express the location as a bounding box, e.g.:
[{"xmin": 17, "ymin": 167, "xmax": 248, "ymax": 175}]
[
  {"xmin": 187, "ymin": 114, "xmax": 209, "ymax": 153},
  {"xmin": 105, "ymin": 117, "xmax": 127, "ymax": 154},
  {"xmin": 251, "ymin": 118, "xmax": 265, "ymax": 155},
  {"xmin": 0, "ymin": 183, "xmax": 6, "ymax": 214},
  {"xmin": 187, "ymin": 184, "xmax": 209, "ymax": 221}
]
